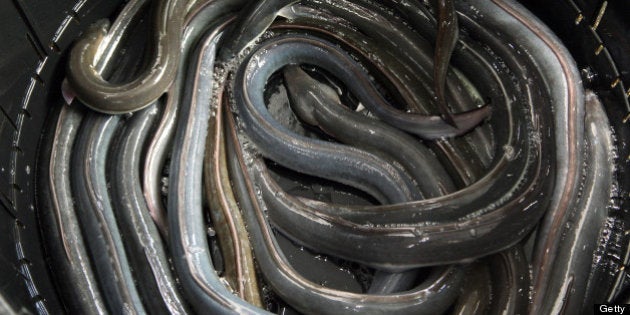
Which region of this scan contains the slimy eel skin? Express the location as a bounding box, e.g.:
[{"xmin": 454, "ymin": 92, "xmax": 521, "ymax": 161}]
[{"xmin": 45, "ymin": 0, "xmax": 623, "ymax": 313}]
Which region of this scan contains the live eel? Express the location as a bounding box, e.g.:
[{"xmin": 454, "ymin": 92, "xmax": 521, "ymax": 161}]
[
  {"xmin": 166, "ymin": 16, "xmax": 269, "ymax": 314},
  {"xmin": 226, "ymin": 107, "xmax": 463, "ymax": 315}
]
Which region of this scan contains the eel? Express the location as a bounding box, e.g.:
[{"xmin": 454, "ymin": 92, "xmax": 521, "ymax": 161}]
[
  {"xmin": 66, "ymin": 0, "xmax": 187, "ymax": 114},
  {"xmin": 109, "ymin": 102, "xmax": 191, "ymax": 314},
  {"xmin": 166, "ymin": 16, "xmax": 269, "ymax": 314}
]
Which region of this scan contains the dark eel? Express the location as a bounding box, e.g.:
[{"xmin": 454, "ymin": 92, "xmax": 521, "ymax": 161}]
[
  {"xmin": 283, "ymin": 65, "xmax": 455, "ymax": 198},
  {"xmin": 363, "ymin": 0, "xmax": 495, "ymax": 162},
  {"xmin": 142, "ymin": 0, "xmax": 249, "ymax": 238},
  {"xmin": 166, "ymin": 16, "xmax": 269, "ymax": 314},
  {"xmin": 464, "ymin": 0, "xmax": 585, "ymax": 313},
  {"xmin": 487, "ymin": 245, "xmax": 530, "ymax": 315},
  {"xmin": 225, "ymin": 107, "xmax": 464, "ymax": 315},
  {"xmin": 141, "ymin": 63, "xmax": 179, "ymax": 238},
  {"xmin": 532, "ymin": 91, "xmax": 616, "ymax": 313},
  {"xmin": 37, "ymin": 104, "xmax": 107, "ymax": 314},
  {"xmin": 352, "ymin": 0, "xmax": 495, "ymax": 177},
  {"xmin": 451, "ymin": 262, "xmax": 491, "ymax": 314},
  {"xmin": 218, "ymin": 0, "xmax": 299, "ymax": 61},
  {"xmin": 433, "ymin": 0, "xmax": 459, "ymax": 126},
  {"xmin": 109, "ymin": 102, "xmax": 191, "ymax": 314},
  {"xmin": 233, "ymin": 37, "xmax": 418, "ymax": 205},
  {"xmin": 71, "ymin": 112, "xmax": 146, "ymax": 314}
]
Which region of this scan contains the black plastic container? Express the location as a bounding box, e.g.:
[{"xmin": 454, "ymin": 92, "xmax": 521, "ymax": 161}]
[{"xmin": 0, "ymin": 1, "xmax": 122, "ymax": 313}]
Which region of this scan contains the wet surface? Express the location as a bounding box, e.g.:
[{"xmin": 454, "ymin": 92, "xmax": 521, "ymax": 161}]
[{"xmin": 29, "ymin": 0, "xmax": 630, "ymax": 314}]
